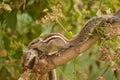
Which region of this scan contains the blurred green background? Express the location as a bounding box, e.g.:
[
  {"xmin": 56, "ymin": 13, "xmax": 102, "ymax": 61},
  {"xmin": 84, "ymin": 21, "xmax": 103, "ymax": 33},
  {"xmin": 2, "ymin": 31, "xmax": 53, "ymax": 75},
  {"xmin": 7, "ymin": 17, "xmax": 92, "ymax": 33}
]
[{"xmin": 0, "ymin": 0, "xmax": 120, "ymax": 80}]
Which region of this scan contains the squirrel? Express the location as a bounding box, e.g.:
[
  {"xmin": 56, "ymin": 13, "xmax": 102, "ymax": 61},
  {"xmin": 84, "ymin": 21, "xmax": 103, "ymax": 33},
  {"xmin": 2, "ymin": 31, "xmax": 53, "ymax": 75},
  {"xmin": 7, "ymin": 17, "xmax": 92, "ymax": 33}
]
[{"xmin": 27, "ymin": 16, "xmax": 105, "ymax": 55}]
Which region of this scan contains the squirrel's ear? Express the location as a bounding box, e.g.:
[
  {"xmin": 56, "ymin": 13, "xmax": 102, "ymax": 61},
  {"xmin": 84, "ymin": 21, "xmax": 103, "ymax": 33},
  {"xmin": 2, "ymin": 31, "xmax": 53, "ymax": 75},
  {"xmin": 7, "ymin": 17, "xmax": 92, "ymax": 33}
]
[{"xmin": 114, "ymin": 9, "xmax": 120, "ymax": 18}]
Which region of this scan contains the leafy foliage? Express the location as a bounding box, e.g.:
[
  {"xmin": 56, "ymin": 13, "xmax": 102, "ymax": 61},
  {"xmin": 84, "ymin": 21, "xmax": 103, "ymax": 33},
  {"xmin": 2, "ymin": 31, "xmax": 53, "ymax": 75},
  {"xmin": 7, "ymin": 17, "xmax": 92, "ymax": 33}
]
[{"xmin": 0, "ymin": 0, "xmax": 120, "ymax": 80}]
